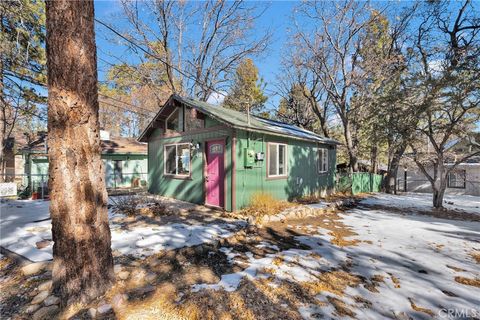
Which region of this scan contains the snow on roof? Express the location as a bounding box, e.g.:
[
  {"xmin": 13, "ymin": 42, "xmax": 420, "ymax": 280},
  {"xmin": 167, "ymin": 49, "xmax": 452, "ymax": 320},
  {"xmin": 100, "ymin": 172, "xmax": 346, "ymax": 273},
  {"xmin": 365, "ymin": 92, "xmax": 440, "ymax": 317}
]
[{"xmin": 139, "ymin": 94, "xmax": 340, "ymax": 145}]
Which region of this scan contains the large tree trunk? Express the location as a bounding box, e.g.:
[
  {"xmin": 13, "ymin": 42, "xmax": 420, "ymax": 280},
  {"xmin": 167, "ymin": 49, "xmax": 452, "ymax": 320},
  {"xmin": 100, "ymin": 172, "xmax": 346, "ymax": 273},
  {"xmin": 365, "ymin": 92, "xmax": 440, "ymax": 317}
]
[
  {"xmin": 46, "ymin": 0, "xmax": 114, "ymax": 305},
  {"xmin": 0, "ymin": 45, "xmax": 5, "ymax": 183},
  {"xmin": 431, "ymin": 162, "xmax": 447, "ymax": 209},
  {"xmin": 432, "ymin": 186, "xmax": 446, "ymax": 209},
  {"xmin": 343, "ymin": 119, "xmax": 359, "ymax": 172},
  {"xmin": 384, "ymin": 145, "xmax": 406, "ymax": 194},
  {"xmin": 370, "ymin": 144, "xmax": 378, "ymax": 174},
  {"xmin": 0, "ymin": 108, "xmax": 5, "ymax": 183}
]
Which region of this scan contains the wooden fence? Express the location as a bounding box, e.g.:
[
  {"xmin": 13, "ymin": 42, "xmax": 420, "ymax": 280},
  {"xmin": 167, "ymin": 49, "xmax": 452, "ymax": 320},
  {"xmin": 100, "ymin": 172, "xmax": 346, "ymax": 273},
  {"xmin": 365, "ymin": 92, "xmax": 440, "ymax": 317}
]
[{"xmin": 337, "ymin": 172, "xmax": 383, "ymax": 195}]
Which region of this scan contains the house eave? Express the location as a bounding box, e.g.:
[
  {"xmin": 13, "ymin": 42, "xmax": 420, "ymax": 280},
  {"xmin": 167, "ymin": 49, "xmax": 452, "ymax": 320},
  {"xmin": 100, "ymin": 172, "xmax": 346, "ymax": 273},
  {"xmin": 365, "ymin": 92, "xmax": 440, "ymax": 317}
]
[{"xmin": 139, "ymin": 94, "xmax": 340, "ymax": 145}]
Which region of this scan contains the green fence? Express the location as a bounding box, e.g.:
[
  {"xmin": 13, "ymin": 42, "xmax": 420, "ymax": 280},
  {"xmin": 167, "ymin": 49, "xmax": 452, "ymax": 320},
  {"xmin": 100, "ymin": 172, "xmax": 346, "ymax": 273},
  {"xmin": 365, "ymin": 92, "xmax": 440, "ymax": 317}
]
[{"xmin": 336, "ymin": 172, "xmax": 383, "ymax": 195}]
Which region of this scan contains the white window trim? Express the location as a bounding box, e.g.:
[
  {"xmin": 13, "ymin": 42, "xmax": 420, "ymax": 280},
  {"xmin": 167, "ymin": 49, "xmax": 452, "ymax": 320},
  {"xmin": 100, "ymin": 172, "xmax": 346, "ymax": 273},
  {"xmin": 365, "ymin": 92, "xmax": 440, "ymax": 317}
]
[
  {"xmin": 318, "ymin": 147, "xmax": 328, "ymax": 173},
  {"xmin": 267, "ymin": 142, "xmax": 288, "ymax": 178},
  {"xmin": 165, "ymin": 107, "xmax": 183, "ymax": 132},
  {"xmin": 447, "ymin": 169, "xmax": 466, "ymax": 189},
  {"xmin": 163, "ymin": 143, "xmax": 191, "ymax": 177}
]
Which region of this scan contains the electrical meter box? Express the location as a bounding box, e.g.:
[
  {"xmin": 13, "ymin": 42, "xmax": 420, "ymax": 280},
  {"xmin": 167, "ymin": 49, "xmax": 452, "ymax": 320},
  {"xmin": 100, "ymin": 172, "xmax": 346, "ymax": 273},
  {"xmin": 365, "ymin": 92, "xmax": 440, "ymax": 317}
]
[{"xmin": 244, "ymin": 149, "xmax": 255, "ymax": 167}]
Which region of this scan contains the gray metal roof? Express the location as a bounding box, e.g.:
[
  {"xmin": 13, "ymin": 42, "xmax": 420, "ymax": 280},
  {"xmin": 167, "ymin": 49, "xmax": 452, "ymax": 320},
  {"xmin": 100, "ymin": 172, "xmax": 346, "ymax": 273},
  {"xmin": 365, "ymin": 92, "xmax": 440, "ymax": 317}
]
[{"xmin": 139, "ymin": 94, "xmax": 340, "ymax": 145}]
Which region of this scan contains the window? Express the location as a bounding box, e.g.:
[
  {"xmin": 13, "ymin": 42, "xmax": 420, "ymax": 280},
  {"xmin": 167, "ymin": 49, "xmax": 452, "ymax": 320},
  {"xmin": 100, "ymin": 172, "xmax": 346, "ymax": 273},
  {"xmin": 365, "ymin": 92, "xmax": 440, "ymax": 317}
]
[
  {"xmin": 448, "ymin": 170, "xmax": 466, "ymax": 188},
  {"xmin": 164, "ymin": 143, "xmax": 191, "ymax": 176},
  {"xmin": 318, "ymin": 148, "xmax": 328, "ymax": 173},
  {"xmin": 268, "ymin": 143, "xmax": 287, "ymax": 177},
  {"xmin": 209, "ymin": 143, "xmax": 223, "ymax": 154},
  {"xmin": 114, "ymin": 160, "xmax": 123, "ymax": 183},
  {"xmin": 166, "ymin": 108, "xmax": 180, "ymax": 131}
]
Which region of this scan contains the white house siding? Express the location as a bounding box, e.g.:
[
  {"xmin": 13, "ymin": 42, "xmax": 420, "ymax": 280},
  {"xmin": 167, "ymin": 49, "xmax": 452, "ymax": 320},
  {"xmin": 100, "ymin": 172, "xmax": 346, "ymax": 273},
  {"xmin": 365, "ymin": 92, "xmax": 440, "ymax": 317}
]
[{"xmin": 398, "ymin": 164, "xmax": 480, "ymax": 196}]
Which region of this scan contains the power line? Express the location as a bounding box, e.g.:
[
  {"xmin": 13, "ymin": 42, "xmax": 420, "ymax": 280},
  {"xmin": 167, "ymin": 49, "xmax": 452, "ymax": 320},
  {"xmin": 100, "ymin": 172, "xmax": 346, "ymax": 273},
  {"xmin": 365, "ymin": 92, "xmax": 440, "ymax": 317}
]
[
  {"xmin": 94, "ymin": 18, "xmax": 227, "ymax": 99},
  {"xmin": 6, "ymin": 67, "xmax": 156, "ymax": 118},
  {"xmin": 98, "ymin": 99, "xmax": 153, "ymax": 118},
  {"xmin": 98, "ymin": 93, "xmax": 156, "ymax": 115}
]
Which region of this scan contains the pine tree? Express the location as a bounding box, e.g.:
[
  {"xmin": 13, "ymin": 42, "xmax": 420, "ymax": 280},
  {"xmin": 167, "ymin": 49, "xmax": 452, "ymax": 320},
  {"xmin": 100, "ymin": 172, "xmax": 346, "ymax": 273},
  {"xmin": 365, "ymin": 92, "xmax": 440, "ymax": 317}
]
[
  {"xmin": 276, "ymin": 84, "xmax": 316, "ymax": 131},
  {"xmin": 46, "ymin": 0, "xmax": 114, "ymax": 304},
  {"xmin": 223, "ymin": 58, "xmax": 267, "ymax": 114},
  {"xmin": 0, "ymin": 0, "xmax": 46, "ymax": 181}
]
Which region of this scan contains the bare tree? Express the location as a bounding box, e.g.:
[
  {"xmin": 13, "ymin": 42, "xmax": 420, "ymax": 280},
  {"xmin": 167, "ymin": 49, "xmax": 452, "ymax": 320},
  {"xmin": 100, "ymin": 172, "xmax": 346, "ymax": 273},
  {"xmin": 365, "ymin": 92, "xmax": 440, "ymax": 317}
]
[
  {"xmin": 277, "ymin": 49, "xmax": 333, "ymax": 137},
  {"xmin": 292, "ymin": 1, "xmax": 382, "ymax": 172},
  {"xmin": 46, "ymin": 0, "xmax": 114, "ymax": 304},
  {"xmin": 102, "ymin": 0, "xmax": 271, "ymax": 102},
  {"xmin": 409, "ymin": 0, "xmax": 480, "ymax": 208}
]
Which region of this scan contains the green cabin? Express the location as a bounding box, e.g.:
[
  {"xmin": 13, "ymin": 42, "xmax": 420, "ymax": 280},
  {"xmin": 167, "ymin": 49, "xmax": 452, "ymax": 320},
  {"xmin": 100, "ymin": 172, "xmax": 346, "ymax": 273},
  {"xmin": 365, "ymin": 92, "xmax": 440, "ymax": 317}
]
[
  {"xmin": 21, "ymin": 132, "xmax": 148, "ymax": 196},
  {"xmin": 139, "ymin": 95, "xmax": 339, "ymax": 211}
]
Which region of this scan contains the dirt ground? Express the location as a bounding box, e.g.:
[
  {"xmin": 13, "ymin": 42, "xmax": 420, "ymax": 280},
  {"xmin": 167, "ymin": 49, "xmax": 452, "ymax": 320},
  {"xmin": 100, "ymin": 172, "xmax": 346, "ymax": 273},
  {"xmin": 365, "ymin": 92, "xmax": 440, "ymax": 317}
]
[
  {"xmin": 1, "ymin": 194, "xmax": 479, "ymax": 320},
  {"xmin": 0, "ymin": 207, "xmax": 376, "ymax": 320}
]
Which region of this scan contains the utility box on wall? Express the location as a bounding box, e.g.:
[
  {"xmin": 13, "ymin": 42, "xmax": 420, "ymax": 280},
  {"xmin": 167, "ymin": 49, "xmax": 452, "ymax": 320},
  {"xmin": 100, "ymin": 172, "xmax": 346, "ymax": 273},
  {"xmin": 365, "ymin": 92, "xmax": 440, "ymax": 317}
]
[{"xmin": 244, "ymin": 149, "xmax": 255, "ymax": 167}]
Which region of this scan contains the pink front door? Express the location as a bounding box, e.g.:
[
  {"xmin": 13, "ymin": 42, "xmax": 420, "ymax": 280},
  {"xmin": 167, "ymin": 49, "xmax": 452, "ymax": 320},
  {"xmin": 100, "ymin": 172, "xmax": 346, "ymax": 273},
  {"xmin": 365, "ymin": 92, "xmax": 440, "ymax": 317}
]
[{"xmin": 205, "ymin": 140, "xmax": 225, "ymax": 208}]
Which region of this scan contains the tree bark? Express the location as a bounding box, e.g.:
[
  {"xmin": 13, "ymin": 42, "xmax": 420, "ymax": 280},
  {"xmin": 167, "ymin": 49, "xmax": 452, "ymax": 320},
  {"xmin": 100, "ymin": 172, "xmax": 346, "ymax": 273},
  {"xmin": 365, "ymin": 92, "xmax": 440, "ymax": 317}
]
[
  {"xmin": 46, "ymin": 0, "xmax": 114, "ymax": 305},
  {"xmin": 370, "ymin": 144, "xmax": 378, "ymax": 174},
  {"xmin": 384, "ymin": 146, "xmax": 406, "ymax": 194},
  {"xmin": 0, "ymin": 22, "xmax": 5, "ymax": 183},
  {"xmin": 431, "ymin": 161, "xmax": 447, "ymax": 209},
  {"xmin": 432, "ymin": 186, "xmax": 446, "ymax": 208},
  {"xmin": 343, "ymin": 119, "xmax": 359, "ymax": 172}
]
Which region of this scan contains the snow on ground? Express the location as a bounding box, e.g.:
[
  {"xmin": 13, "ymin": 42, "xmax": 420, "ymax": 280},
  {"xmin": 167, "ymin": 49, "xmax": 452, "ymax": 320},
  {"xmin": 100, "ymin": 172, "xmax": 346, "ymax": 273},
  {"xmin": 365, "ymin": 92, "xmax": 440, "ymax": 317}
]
[
  {"xmin": 360, "ymin": 192, "xmax": 480, "ymax": 215},
  {"xmin": 0, "ymin": 199, "xmax": 243, "ymax": 262},
  {"xmin": 192, "ymin": 193, "xmax": 480, "ymax": 319}
]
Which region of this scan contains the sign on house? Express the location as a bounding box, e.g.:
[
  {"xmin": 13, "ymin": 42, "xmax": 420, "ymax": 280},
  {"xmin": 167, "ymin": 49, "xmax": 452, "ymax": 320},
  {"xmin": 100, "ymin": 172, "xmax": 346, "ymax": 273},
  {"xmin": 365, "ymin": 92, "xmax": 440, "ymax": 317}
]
[{"xmin": 0, "ymin": 183, "xmax": 17, "ymax": 197}]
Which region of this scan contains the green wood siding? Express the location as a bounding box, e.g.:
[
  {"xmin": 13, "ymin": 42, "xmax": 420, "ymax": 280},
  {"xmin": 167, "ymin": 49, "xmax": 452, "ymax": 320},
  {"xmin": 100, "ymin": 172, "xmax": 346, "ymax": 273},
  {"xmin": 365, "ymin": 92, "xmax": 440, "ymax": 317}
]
[
  {"xmin": 147, "ymin": 127, "xmax": 234, "ymax": 211},
  {"xmin": 27, "ymin": 154, "xmax": 147, "ymax": 189},
  {"xmin": 147, "ymin": 123, "xmax": 336, "ymax": 211},
  {"xmin": 234, "ymin": 130, "xmax": 336, "ymax": 209},
  {"xmin": 103, "ymin": 154, "xmax": 147, "ymax": 188}
]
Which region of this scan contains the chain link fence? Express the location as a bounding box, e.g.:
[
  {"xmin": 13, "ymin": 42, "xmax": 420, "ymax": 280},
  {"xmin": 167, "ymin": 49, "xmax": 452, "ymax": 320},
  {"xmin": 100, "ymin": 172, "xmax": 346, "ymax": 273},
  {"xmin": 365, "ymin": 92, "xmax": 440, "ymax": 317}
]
[{"xmin": 1, "ymin": 172, "xmax": 148, "ymax": 199}]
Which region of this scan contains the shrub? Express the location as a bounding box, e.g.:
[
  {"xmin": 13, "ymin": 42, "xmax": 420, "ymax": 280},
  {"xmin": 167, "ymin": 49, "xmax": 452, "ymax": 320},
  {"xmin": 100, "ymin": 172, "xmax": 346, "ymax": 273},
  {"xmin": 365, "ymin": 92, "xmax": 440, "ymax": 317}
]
[
  {"xmin": 111, "ymin": 195, "xmax": 141, "ymax": 216},
  {"xmin": 111, "ymin": 195, "xmax": 170, "ymax": 217},
  {"xmin": 242, "ymin": 192, "xmax": 293, "ymax": 217}
]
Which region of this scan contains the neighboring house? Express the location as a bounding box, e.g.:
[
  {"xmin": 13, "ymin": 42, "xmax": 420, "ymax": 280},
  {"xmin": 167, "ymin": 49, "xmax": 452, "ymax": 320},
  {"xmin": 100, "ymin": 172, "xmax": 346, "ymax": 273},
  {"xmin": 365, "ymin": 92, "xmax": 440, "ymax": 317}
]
[
  {"xmin": 139, "ymin": 94, "xmax": 339, "ymax": 211},
  {"xmin": 399, "ymin": 156, "xmax": 480, "ymax": 196},
  {"xmin": 2, "ymin": 133, "xmax": 28, "ymax": 181},
  {"xmin": 399, "ymin": 134, "xmax": 480, "ymax": 196},
  {"xmin": 21, "ymin": 131, "xmax": 148, "ymax": 196}
]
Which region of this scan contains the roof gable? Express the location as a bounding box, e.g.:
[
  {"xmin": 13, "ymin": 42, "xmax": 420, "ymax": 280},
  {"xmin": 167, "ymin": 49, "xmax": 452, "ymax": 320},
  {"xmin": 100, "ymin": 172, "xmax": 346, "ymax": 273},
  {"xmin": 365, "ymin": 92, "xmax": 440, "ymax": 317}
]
[{"xmin": 139, "ymin": 94, "xmax": 339, "ymax": 145}]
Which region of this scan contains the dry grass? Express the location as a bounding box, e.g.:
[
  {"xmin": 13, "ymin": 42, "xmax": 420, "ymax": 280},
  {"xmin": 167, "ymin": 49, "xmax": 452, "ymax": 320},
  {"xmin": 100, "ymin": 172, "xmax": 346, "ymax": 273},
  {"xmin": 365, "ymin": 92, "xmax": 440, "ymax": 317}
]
[
  {"xmin": 455, "ymin": 276, "xmax": 480, "ymax": 287},
  {"xmin": 469, "ymin": 251, "xmax": 480, "ymax": 264},
  {"xmin": 388, "ymin": 273, "xmax": 401, "ymax": 288},
  {"xmin": 408, "ymin": 298, "xmax": 435, "ymax": 317},
  {"xmin": 446, "ymin": 265, "xmax": 467, "ymax": 272},
  {"xmin": 241, "ymin": 193, "xmax": 295, "ymax": 217},
  {"xmin": 304, "ymin": 270, "xmax": 363, "ymax": 296},
  {"xmin": 111, "ymin": 195, "xmax": 171, "ymax": 217},
  {"xmin": 294, "ymin": 194, "xmax": 324, "ymax": 204},
  {"xmin": 294, "ymin": 192, "xmax": 369, "ymax": 205},
  {"xmin": 272, "ymin": 256, "xmax": 284, "ymax": 266},
  {"xmin": 327, "ymin": 296, "xmax": 356, "ymax": 318},
  {"xmin": 364, "ymin": 274, "xmax": 384, "ymax": 293},
  {"xmin": 315, "ymin": 213, "xmax": 360, "ymax": 247}
]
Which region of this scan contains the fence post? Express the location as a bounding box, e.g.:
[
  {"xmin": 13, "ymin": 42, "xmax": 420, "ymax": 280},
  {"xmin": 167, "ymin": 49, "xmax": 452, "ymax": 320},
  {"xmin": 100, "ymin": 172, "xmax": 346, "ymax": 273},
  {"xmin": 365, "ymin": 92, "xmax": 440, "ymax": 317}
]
[{"xmin": 41, "ymin": 174, "xmax": 44, "ymax": 199}]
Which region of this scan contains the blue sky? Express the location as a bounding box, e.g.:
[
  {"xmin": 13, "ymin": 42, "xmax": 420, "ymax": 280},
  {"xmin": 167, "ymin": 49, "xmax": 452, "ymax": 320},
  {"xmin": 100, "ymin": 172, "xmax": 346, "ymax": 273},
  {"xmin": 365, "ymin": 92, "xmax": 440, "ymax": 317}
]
[
  {"xmin": 94, "ymin": 1, "xmax": 296, "ymax": 110},
  {"xmin": 93, "ymin": 0, "xmax": 479, "ymax": 132}
]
